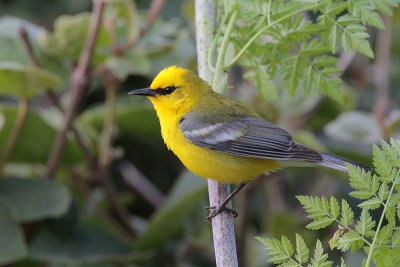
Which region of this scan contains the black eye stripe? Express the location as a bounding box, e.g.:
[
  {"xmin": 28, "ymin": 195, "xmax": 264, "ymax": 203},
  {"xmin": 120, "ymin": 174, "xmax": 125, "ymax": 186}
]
[{"xmin": 154, "ymin": 86, "xmax": 177, "ymax": 96}]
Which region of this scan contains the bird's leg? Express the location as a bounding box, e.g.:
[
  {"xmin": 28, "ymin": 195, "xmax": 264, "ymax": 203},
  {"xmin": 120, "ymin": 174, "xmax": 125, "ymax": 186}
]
[{"xmin": 205, "ymin": 182, "xmax": 248, "ymax": 223}]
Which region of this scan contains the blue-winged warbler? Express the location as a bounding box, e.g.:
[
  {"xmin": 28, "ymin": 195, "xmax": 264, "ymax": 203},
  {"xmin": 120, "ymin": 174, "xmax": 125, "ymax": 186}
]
[{"xmin": 129, "ymin": 66, "xmax": 370, "ymax": 219}]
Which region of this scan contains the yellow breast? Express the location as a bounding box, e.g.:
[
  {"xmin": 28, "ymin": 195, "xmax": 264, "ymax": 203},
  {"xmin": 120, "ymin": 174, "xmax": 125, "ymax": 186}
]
[{"xmin": 158, "ymin": 111, "xmax": 281, "ymax": 183}]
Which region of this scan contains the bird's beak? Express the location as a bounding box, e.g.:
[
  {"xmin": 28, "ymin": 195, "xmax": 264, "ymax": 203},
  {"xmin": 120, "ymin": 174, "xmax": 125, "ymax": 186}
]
[{"xmin": 128, "ymin": 87, "xmax": 156, "ymax": 96}]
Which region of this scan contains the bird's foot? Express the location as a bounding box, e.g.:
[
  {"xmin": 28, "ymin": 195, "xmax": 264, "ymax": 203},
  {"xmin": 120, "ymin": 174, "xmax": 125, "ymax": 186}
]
[{"xmin": 205, "ymin": 205, "xmax": 238, "ymax": 224}]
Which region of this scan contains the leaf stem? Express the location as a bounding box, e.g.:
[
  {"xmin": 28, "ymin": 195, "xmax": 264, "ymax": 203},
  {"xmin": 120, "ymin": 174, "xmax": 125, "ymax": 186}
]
[
  {"xmin": 223, "ymin": 0, "xmax": 329, "ymax": 69},
  {"xmin": 334, "ymin": 218, "xmax": 372, "ymax": 246},
  {"xmin": 208, "ymin": 10, "xmax": 231, "ymax": 72},
  {"xmin": 212, "ymin": 8, "xmax": 238, "ymax": 93},
  {"xmin": 365, "ymin": 171, "xmax": 400, "ymax": 266},
  {"xmin": 0, "ymin": 97, "xmax": 29, "ymax": 176}
]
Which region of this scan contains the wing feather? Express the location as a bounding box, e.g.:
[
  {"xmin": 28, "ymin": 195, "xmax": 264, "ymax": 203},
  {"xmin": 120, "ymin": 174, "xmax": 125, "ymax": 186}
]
[{"xmin": 180, "ymin": 111, "xmax": 322, "ymax": 162}]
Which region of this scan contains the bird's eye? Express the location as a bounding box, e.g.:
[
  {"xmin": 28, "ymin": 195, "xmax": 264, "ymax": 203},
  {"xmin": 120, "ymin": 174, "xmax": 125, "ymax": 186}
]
[{"xmin": 163, "ymin": 86, "xmax": 176, "ymax": 95}]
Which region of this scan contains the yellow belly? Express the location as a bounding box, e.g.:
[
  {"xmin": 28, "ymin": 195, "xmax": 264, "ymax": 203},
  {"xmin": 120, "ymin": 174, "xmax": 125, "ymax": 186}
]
[{"xmin": 162, "ymin": 118, "xmax": 281, "ymax": 183}]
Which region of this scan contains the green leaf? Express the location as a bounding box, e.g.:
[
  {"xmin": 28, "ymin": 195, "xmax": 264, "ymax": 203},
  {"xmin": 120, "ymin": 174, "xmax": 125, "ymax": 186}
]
[
  {"xmin": 307, "ymin": 217, "xmax": 335, "ymax": 230},
  {"xmin": 312, "ymin": 56, "xmax": 339, "ymax": 67},
  {"xmin": 392, "ymin": 231, "xmax": 400, "ymax": 247},
  {"xmin": 281, "ymin": 55, "xmax": 303, "ymax": 97},
  {"xmin": 0, "ymin": 105, "xmax": 83, "ymax": 164},
  {"xmin": 297, "ymin": 195, "xmax": 336, "ymax": 229},
  {"xmin": 371, "ymin": 0, "xmax": 393, "ymax": 15},
  {"xmin": 281, "ymin": 236, "xmax": 294, "ymax": 258},
  {"xmin": 329, "ymin": 25, "xmax": 340, "ymax": 53},
  {"xmin": 358, "ymin": 197, "xmax": 381, "ymax": 210},
  {"xmin": 29, "ymin": 218, "xmax": 132, "ymax": 263},
  {"xmin": 255, "ymin": 62, "xmax": 277, "ymax": 100},
  {"xmin": 0, "ymin": 17, "xmax": 45, "ymax": 64},
  {"xmin": 295, "ymin": 234, "xmax": 309, "ymax": 264},
  {"xmin": 77, "ymin": 97, "xmax": 160, "ymax": 139},
  {"xmin": 103, "ymin": 0, "xmax": 140, "ymax": 45},
  {"xmin": 347, "ymin": 164, "xmax": 375, "ymax": 191},
  {"xmin": 0, "ymin": 213, "xmax": 27, "ymax": 264},
  {"xmin": 336, "ymin": 231, "xmax": 364, "ymax": 252},
  {"xmin": 297, "ymin": 196, "xmax": 331, "ymax": 218},
  {"xmin": 381, "ymin": 139, "xmax": 400, "ymax": 168},
  {"xmin": 0, "ymin": 62, "xmax": 61, "ymax": 98},
  {"xmin": 0, "ymin": 178, "xmax": 71, "ymax": 222},
  {"xmin": 378, "ymin": 182, "xmax": 389, "ymax": 201},
  {"xmin": 301, "ymin": 39, "xmax": 330, "ymax": 55},
  {"xmin": 340, "ymin": 199, "xmax": 354, "ymax": 227},
  {"xmin": 376, "ymin": 222, "xmax": 395, "ymax": 245},
  {"xmin": 351, "ymin": 0, "xmax": 385, "ymax": 29},
  {"xmin": 370, "ymin": 247, "xmax": 400, "ymax": 267},
  {"xmin": 373, "ymin": 143, "xmax": 392, "ymax": 178},
  {"xmin": 330, "ymin": 197, "xmax": 340, "ymax": 219},
  {"xmin": 256, "ymin": 235, "xmax": 295, "ymax": 265},
  {"xmin": 134, "ymin": 170, "xmax": 207, "ymax": 251},
  {"xmin": 106, "ymin": 52, "xmax": 151, "ymax": 80},
  {"xmin": 355, "ymin": 209, "xmax": 375, "ymax": 237},
  {"xmin": 38, "ymin": 12, "xmax": 111, "ymax": 65},
  {"xmin": 309, "ymin": 240, "xmax": 332, "ymax": 267},
  {"xmin": 303, "ymin": 65, "xmax": 314, "ymax": 96}
]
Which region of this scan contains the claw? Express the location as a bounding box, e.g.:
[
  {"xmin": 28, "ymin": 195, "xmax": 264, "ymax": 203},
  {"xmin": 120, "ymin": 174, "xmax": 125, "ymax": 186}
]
[{"xmin": 205, "ymin": 205, "xmax": 238, "ymax": 224}]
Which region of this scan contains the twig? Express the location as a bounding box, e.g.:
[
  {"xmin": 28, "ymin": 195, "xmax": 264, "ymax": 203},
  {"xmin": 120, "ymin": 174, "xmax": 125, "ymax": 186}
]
[
  {"xmin": 195, "ymin": 0, "xmax": 239, "ymax": 266},
  {"xmin": 122, "ymin": 0, "xmax": 165, "ymax": 53},
  {"xmin": 0, "ymin": 97, "xmax": 29, "ymax": 175},
  {"xmin": 46, "ymin": 0, "xmax": 105, "ymax": 178},
  {"xmin": 120, "ymin": 161, "xmax": 165, "ymax": 209},
  {"xmin": 18, "ymin": 28, "xmax": 40, "ymax": 66},
  {"xmin": 18, "ymin": 27, "xmax": 97, "ymax": 168},
  {"xmin": 104, "ymin": 17, "xmax": 123, "ymax": 56},
  {"xmin": 373, "ymin": 13, "xmax": 392, "ymax": 140}
]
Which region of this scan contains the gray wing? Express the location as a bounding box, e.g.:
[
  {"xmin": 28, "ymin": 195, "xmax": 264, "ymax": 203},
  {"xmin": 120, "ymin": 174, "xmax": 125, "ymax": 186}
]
[{"xmin": 180, "ymin": 111, "xmax": 322, "ymax": 162}]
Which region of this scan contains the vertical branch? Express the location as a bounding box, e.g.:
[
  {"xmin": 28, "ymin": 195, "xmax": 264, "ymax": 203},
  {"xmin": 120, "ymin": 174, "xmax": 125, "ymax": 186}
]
[
  {"xmin": 46, "ymin": 0, "xmax": 105, "ymax": 178},
  {"xmin": 0, "ymin": 97, "xmax": 29, "ymax": 175},
  {"xmin": 374, "ymin": 13, "xmax": 392, "ymax": 140},
  {"xmin": 195, "ymin": 1, "xmax": 239, "ymax": 266}
]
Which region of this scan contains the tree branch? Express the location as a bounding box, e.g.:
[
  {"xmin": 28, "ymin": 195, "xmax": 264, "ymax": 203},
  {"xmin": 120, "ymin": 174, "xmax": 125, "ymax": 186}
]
[
  {"xmin": 195, "ymin": 1, "xmax": 239, "ymax": 266},
  {"xmin": 18, "ymin": 27, "xmax": 97, "ymax": 169},
  {"xmin": 120, "ymin": 161, "xmax": 165, "ymax": 209},
  {"xmin": 46, "ymin": 0, "xmax": 105, "ymax": 178}
]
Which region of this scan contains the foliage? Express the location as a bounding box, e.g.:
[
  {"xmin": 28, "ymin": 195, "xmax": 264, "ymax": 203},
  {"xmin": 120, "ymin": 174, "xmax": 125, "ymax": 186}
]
[
  {"xmin": 212, "ymin": 0, "xmax": 400, "ymax": 102},
  {"xmin": 0, "ymin": 0, "xmax": 197, "ymax": 265},
  {"xmin": 258, "ymin": 139, "xmax": 400, "ymax": 266}
]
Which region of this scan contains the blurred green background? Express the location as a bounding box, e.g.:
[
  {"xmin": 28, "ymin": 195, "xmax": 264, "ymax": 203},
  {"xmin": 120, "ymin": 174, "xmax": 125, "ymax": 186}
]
[{"xmin": 0, "ymin": 0, "xmax": 399, "ymax": 266}]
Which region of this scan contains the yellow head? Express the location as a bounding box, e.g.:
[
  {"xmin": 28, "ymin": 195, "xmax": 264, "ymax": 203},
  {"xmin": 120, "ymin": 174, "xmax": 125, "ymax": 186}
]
[{"xmin": 129, "ymin": 66, "xmax": 212, "ymax": 115}]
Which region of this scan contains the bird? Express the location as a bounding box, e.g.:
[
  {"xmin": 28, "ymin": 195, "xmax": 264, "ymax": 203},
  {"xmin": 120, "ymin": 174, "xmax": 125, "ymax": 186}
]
[{"xmin": 129, "ymin": 66, "xmax": 370, "ymax": 222}]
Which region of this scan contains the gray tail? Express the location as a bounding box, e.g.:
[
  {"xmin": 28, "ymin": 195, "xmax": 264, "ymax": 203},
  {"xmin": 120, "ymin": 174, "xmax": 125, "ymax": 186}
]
[{"xmin": 319, "ymin": 153, "xmax": 371, "ymax": 172}]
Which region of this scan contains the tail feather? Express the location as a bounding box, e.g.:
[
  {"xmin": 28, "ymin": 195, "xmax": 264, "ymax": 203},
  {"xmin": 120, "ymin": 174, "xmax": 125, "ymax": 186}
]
[{"xmin": 319, "ymin": 152, "xmax": 371, "ymax": 172}]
